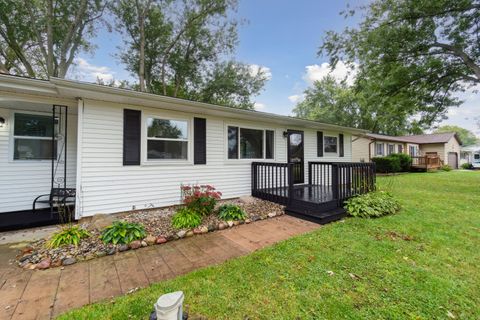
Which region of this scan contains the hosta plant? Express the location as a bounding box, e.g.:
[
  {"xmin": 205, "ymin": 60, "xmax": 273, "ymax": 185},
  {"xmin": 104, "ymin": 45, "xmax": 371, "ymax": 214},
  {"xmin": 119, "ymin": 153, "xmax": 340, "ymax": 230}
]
[
  {"xmin": 47, "ymin": 225, "xmax": 90, "ymax": 248},
  {"xmin": 172, "ymin": 207, "xmax": 202, "ymax": 229},
  {"xmin": 217, "ymin": 204, "xmax": 246, "ymax": 221},
  {"xmin": 344, "ymin": 191, "xmax": 400, "ymax": 218},
  {"xmin": 181, "ymin": 184, "xmax": 222, "ymax": 216},
  {"xmin": 100, "ymin": 221, "xmax": 146, "ymax": 245}
]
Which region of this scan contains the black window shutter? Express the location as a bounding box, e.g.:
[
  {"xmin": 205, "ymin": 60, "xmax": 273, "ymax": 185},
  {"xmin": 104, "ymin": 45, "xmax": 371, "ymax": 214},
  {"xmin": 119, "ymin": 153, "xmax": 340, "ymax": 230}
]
[
  {"xmin": 194, "ymin": 117, "xmax": 207, "ymax": 165},
  {"xmin": 317, "ymin": 131, "xmax": 324, "ymax": 157},
  {"xmin": 339, "ymin": 133, "xmax": 344, "ymax": 157},
  {"xmin": 123, "ymin": 109, "xmax": 141, "ymax": 165}
]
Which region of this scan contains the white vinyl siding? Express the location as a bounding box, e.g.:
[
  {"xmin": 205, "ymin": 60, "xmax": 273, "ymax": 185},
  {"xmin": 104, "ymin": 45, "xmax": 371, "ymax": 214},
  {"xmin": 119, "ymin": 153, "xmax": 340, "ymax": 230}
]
[
  {"xmin": 77, "ymin": 100, "xmax": 353, "ymax": 217},
  {"xmin": 0, "ymin": 107, "xmax": 77, "ymax": 213}
]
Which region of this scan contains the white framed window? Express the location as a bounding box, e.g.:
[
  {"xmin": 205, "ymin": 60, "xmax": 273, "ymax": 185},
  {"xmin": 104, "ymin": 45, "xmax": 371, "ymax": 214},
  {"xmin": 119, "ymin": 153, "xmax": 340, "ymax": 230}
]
[
  {"xmin": 324, "ymin": 136, "xmax": 337, "ymax": 153},
  {"xmin": 12, "ymin": 112, "xmax": 58, "ymax": 160},
  {"xmin": 375, "ymin": 143, "xmax": 384, "ymax": 156},
  {"xmin": 409, "ymin": 145, "xmax": 418, "ymax": 156},
  {"xmin": 388, "ymin": 144, "xmax": 395, "ymax": 155},
  {"xmin": 227, "ymin": 125, "xmax": 274, "ymax": 160},
  {"xmin": 398, "ymin": 144, "xmax": 403, "ymax": 153},
  {"xmin": 146, "ymin": 117, "xmax": 189, "ymax": 160}
]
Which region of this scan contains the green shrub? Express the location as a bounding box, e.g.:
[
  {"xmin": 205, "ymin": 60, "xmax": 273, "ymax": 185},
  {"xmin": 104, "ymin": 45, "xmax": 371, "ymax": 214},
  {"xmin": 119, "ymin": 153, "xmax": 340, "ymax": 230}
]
[
  {"xmin": 181, "ymin": 184, "xmax": 222, "ymax": 216},
  {"xmin": 172, "ymin": 207, "xmax": 202, "ymax": 229},
  {"xmin": 48, "ymin": 225, "xmax": 90, "ymax": 248},
  {"xmin": 344, "ymin": 191, "xmax": 400, "ymax": 218},
  {"xmin": 100, "ymin": 221, "xmax": 146, "ymax": 245},
  {"xmin": 218, "ymin": 204, "xmax": 246, "ymax": 221},
  {"xmin": 371, "ymin": 156, "xmax": 401, "ymax": 173},
  {"xmin": 441, "ymin": 164, "xmax": 452, "ymax": 171},
  {"xmin": 461, "ymin": 163, "xmax": 474, "ymax": 170},
  {"xmin": 389, "ymin": 153, "xmax": 412, "ymax": 171}
]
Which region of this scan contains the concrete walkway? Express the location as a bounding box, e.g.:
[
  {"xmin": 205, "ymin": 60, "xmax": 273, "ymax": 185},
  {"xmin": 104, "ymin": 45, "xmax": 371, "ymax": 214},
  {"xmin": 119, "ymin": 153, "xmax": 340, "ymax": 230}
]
[{"xmin": 0, "ymin": 215, "xmax": 319, "ymax": 320}]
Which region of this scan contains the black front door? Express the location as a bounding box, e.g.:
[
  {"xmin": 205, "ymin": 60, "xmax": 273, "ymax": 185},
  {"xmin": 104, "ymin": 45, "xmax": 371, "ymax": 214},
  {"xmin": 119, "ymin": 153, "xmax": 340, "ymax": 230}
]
[{"xmin": 287, "ymin": 130, "xmax": 304, "ymax": 184}]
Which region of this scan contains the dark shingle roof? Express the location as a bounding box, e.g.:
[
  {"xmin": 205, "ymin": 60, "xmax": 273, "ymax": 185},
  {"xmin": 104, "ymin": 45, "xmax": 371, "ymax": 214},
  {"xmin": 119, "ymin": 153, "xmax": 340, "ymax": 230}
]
[{"xmin": 365, "ymin": 133, "xmax": 413, "ymax": 143}]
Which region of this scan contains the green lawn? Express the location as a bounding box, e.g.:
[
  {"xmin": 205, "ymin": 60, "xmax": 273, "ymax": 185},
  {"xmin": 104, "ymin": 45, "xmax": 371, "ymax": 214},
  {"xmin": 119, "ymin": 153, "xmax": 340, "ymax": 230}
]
[{"xmin": 59, "ymin": 171, "xmax": 480, "ymax": 319}]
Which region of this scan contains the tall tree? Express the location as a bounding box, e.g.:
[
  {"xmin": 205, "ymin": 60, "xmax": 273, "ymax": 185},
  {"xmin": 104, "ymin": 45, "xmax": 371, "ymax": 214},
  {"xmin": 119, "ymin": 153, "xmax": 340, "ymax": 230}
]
[
  {"xmin": 434, "ymin": 125, "xmax": 479, "ymax": 146},
  {"xmin": 292, "ymin": 76, "xmax": 423, "ymax": 135},
  {"xmin": 320, "ymin": 0, "xmax": 480, "ymax": 130},
  {"xmin": 0, "ymin": 0, "xmax": 107, "ymax": 78}
]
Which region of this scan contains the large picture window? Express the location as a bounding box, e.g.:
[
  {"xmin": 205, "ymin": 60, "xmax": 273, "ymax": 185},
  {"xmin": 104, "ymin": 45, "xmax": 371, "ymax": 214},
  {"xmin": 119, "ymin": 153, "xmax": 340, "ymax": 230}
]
[
  {"xmin": 147, "ymin": 118, "xmax": 188, "ymax": 160},
  {"xmin": 227, "ymin": 126, "xmax": 274, "ymax": 159},
  {"xmin": 324, "ymin": 136, "xmax": 337, "ymax": 153},
  {"xmin": 13, "ymin": 113, "xmax": 57, "ymax": 160}
]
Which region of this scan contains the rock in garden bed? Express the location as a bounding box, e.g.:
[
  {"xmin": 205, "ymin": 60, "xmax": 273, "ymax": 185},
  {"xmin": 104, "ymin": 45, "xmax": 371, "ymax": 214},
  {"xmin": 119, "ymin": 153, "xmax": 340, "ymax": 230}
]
[{"xmin": 15, "ymin": 198, "xmax": 284, "ymax": 269}]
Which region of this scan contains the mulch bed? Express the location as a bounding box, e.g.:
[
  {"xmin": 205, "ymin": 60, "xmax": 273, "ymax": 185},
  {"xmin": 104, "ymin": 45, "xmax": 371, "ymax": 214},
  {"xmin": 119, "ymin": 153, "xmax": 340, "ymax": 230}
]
[{"xmin": 16, "ymin": 198, "xmax": 284, "ymax": 270}]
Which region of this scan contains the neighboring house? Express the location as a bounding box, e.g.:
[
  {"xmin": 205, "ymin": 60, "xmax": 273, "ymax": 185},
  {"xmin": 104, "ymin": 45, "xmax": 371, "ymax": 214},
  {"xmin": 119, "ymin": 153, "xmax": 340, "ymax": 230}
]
[
  {"xmin": 0, "ymin": 75, "xmax": 371, "ymax": 230},
  {"xmin": 352, "ymin": 132, "xmax": 462, "ymax": 168},
  {"xmin": 460, "ymin": 144, "xmax": 480, "ymax": 168}
]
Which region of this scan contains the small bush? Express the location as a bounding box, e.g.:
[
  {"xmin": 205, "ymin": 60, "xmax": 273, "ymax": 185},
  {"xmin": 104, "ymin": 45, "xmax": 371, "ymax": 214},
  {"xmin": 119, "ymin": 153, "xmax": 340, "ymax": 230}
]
[
  {"xmin": 172, "ymin": 207, "xmax": 202, "ymax": 229},
  {"xmin": 181, "ymin": 184, "xmax": 222, "ymax": 216},
  {"xmin": 218, "ymin": 204, "xmax": 246, "ymax": 221},
  {"xmin": 48, "ymin": 225, "xmax": 90, "ymax": 248},
  {"xmin": 344, "ymin": 191, "xmax": 400, "ymax": 218},
  {"xmin": 389, "ymin": 153, "xmax": 412, "ymax": 171},
  {"xmin": 461, "ymin": 163, "xmax": 474, "ymax": 170},
  {"xmin": 100, "ymin": 221, "xmax": 146, "ymax": 245},
  {"xmin": 371, "ymin": 156, "xmax": 401, "ymax": 173},
  {"xmin": 441, "ymin": 164, "xmax": 452, "ymax": 171}
]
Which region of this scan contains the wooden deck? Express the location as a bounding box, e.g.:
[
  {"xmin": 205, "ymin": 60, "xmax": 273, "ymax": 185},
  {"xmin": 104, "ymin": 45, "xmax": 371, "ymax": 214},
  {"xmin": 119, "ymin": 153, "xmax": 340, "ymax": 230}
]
[
  {"xmin": 252, "ymin": 162, "xmax": 376, "ymax": 224},
  {"xmin": 411, "ymin": 156, "xmax": 442, "ymax": 171}
]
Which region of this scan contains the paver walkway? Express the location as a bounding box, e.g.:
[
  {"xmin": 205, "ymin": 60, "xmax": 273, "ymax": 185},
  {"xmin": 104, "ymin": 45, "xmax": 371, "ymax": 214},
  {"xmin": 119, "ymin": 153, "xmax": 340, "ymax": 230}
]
[{"xmin": 0, "ymin": 215, "xmax": 320, "ymax": 320}]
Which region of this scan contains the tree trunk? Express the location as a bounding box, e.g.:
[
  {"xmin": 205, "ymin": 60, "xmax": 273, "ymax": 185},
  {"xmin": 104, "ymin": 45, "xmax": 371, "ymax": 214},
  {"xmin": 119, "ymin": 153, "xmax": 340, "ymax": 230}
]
[{"xmin": 46, "ymin": 0, "xmax": 54, "ymax": 77}]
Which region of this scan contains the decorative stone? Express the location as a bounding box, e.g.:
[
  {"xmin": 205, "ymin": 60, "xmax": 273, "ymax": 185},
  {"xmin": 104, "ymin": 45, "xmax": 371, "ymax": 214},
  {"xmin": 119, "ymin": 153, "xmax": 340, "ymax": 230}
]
[
  {"xmin": 166, "ymin": 234, "xmax": 178, "ymax": 241},
  {"xmin": 62, "ymin": 257, "xmax": 77, "ymax": 266},
  {"xmin": 218, "ymin": 222, "xmax": 227, "ymax": 230},
  {"xmin": 106, "ymin": 247, "xmax": 116, "ymax": 255},
  {"xmin": 200, "ymin": 226, "xmax": 208, "ymax": 234},
  {"xmin": 19, "ymin": 254, "xmax": 32, "ymax": 263},
  {"xmin": 207, "ymin": 224, "xmax": 216, "ymax": 232},
  {"xmin": 227, "ymin": 221, "xmax": 234, "ymax": 228},
  {"xmin": 84, "ymin": 254, "xmax": 95, "ymax": 261},
  {"xmin": 156, "ymin": 236, "xmax": 167, "ymax": 244},
  {"xmin": 22, "ymin": 263, "xmax": 34, "ymax": 269},
  {"xmin": 51, "ymin": 259, "xmax": 62, "ymax": 268},
  {"xmin": 145, "ymin": 235, "xmax": 157, "ymax": 245},
  {"xmin": 193, "ymin": 228, "xmax": 203, "ymax": 235},
  {"xmin": 268, "ymin": 212, "xmax": 276, "ymax": 218},
  {"xmin": 118, "ymin": 244, "xmax": 129, "ymax": 252},
  {"xmin": 250, "ymin": 215, "xmax": 260, "ymax": 222},
  {"xmin": 245, "ymin": 219, "xmax": 251, "ymax": 224},
  {"xmin": 185, "ymin": 230, "xmax": 194, "ymax": 237},
  {"xmin": 129, "ymin": 240, "xmax": 142, "ymax": 249},
  {"xmin": 177, "ymin": 230, "xmax": 187, "ymax": 238},
  {"xmin": 239, "ymin": 195, "xmax": 256, "ymax": 204},
  {"xmin": 141, "ymin": 240, "xmax": 148, "ymax": 247},
  {"xmin": 36, "ymin": 258, "xmax": 51, "ymax": 270},
  {"xmin": 95, "ymin": 251, "xmax": 107, "ymax": 258},
  {"xmin": 233, "ymin": 220, "xmax": 240, "ymax": 226}
]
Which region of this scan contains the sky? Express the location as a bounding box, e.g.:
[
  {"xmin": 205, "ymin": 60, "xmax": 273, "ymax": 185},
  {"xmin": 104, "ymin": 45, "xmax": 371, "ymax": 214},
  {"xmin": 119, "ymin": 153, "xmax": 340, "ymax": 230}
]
[{"xmin": 69, "ymin": 0, "xmax": 479, "ymax": 137}]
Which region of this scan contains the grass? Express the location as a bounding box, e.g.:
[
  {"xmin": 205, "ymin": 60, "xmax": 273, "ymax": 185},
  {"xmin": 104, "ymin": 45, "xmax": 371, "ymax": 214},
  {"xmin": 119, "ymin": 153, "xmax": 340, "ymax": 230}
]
[{"xmin": 58, "ymin": 171, "xmax": 480, "ymax": 319}]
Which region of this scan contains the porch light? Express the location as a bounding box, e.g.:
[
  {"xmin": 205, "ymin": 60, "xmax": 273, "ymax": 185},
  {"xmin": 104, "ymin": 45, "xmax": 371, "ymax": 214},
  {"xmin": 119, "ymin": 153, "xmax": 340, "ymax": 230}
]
[{"xmin": 0, "ymin": 117, "xmax": 5, "ymax": 127}]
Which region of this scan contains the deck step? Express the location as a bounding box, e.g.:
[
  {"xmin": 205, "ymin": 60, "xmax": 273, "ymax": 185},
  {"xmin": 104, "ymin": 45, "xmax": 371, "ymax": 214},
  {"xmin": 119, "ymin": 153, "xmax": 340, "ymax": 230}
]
[{"xmin": 285, "ymin": 207, "xmax": 347, "ymax": 225}]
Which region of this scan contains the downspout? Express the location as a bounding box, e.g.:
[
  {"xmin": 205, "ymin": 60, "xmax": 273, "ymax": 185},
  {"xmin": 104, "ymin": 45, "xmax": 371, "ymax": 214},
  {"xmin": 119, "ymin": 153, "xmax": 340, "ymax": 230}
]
[
  {"xmin": 368, "ymin": 139, "xmax": 375, "ymax": 161},
  {"xmin": 75, "ymin": 98, "xmax": 84, "ymax": 220}
]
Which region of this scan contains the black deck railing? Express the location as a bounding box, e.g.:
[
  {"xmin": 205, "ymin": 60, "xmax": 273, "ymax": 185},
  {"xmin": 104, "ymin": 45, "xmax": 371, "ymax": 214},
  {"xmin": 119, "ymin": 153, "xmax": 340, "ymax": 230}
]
[{"xmin": 252, "ymin": 161, "xmax": 376, "ymax": 208}]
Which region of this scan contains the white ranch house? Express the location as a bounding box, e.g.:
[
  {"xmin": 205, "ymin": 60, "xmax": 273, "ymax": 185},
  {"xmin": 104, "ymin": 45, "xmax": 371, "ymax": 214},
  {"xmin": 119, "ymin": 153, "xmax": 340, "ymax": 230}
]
[{"xmin": 0, "ymin": 75, "xmax": 374, "ymax": 230}]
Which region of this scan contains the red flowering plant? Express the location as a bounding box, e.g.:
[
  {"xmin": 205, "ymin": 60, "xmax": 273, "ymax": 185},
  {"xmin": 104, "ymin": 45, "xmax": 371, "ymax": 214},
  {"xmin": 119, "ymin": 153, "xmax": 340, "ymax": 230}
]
[{"xmin": 181, "ymin": 184, "xmax": 222, "ymax": 216}]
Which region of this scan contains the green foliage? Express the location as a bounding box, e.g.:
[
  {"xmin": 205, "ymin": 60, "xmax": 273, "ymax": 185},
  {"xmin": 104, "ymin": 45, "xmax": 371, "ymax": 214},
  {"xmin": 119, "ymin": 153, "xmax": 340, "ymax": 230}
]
[
  {"xmin": 181, "ymin": 184, "xmax": 222, "ymax": 216},
  {"xmin": 47, "ymin": 225, "xmax": 90, "ymax": 248},
  {"xmin": 320, "ymin": 0, "xmax": 480, "ymax": 134},
  {"xmin": 100, "ymin": 221, "xmax": 146, "ymax": 245},
  {"xmin": 389, "ymin": 153, "xmax": 412, "ymax": 172},
  {"xmin": 0, "ymin": 0, "xmax": 106, "ymax": 78},
  {"xmin": 434, "ymin": 125, "xmax": 478, "ymax": 146},
  {"xmin": 461, "ymin": 163, "xmax": 474, "ymax": 170},
  {"xmin": 372, "ymin": 156, "xmax": 401, "ymax": 173},
  {"xmin": 217, "ymin": 204, "xmax": 246, "ymax": 221},
  {"xmin": 344, "ymin": 191, "xmax": 400, "ymax": 218},
  {"xmin": 441, "ymin": 164, "xmax": 452, "ymax": 171},
  {"xmin": 171, "ymin": 207, "xmax": 202, "ymax": 229}
]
